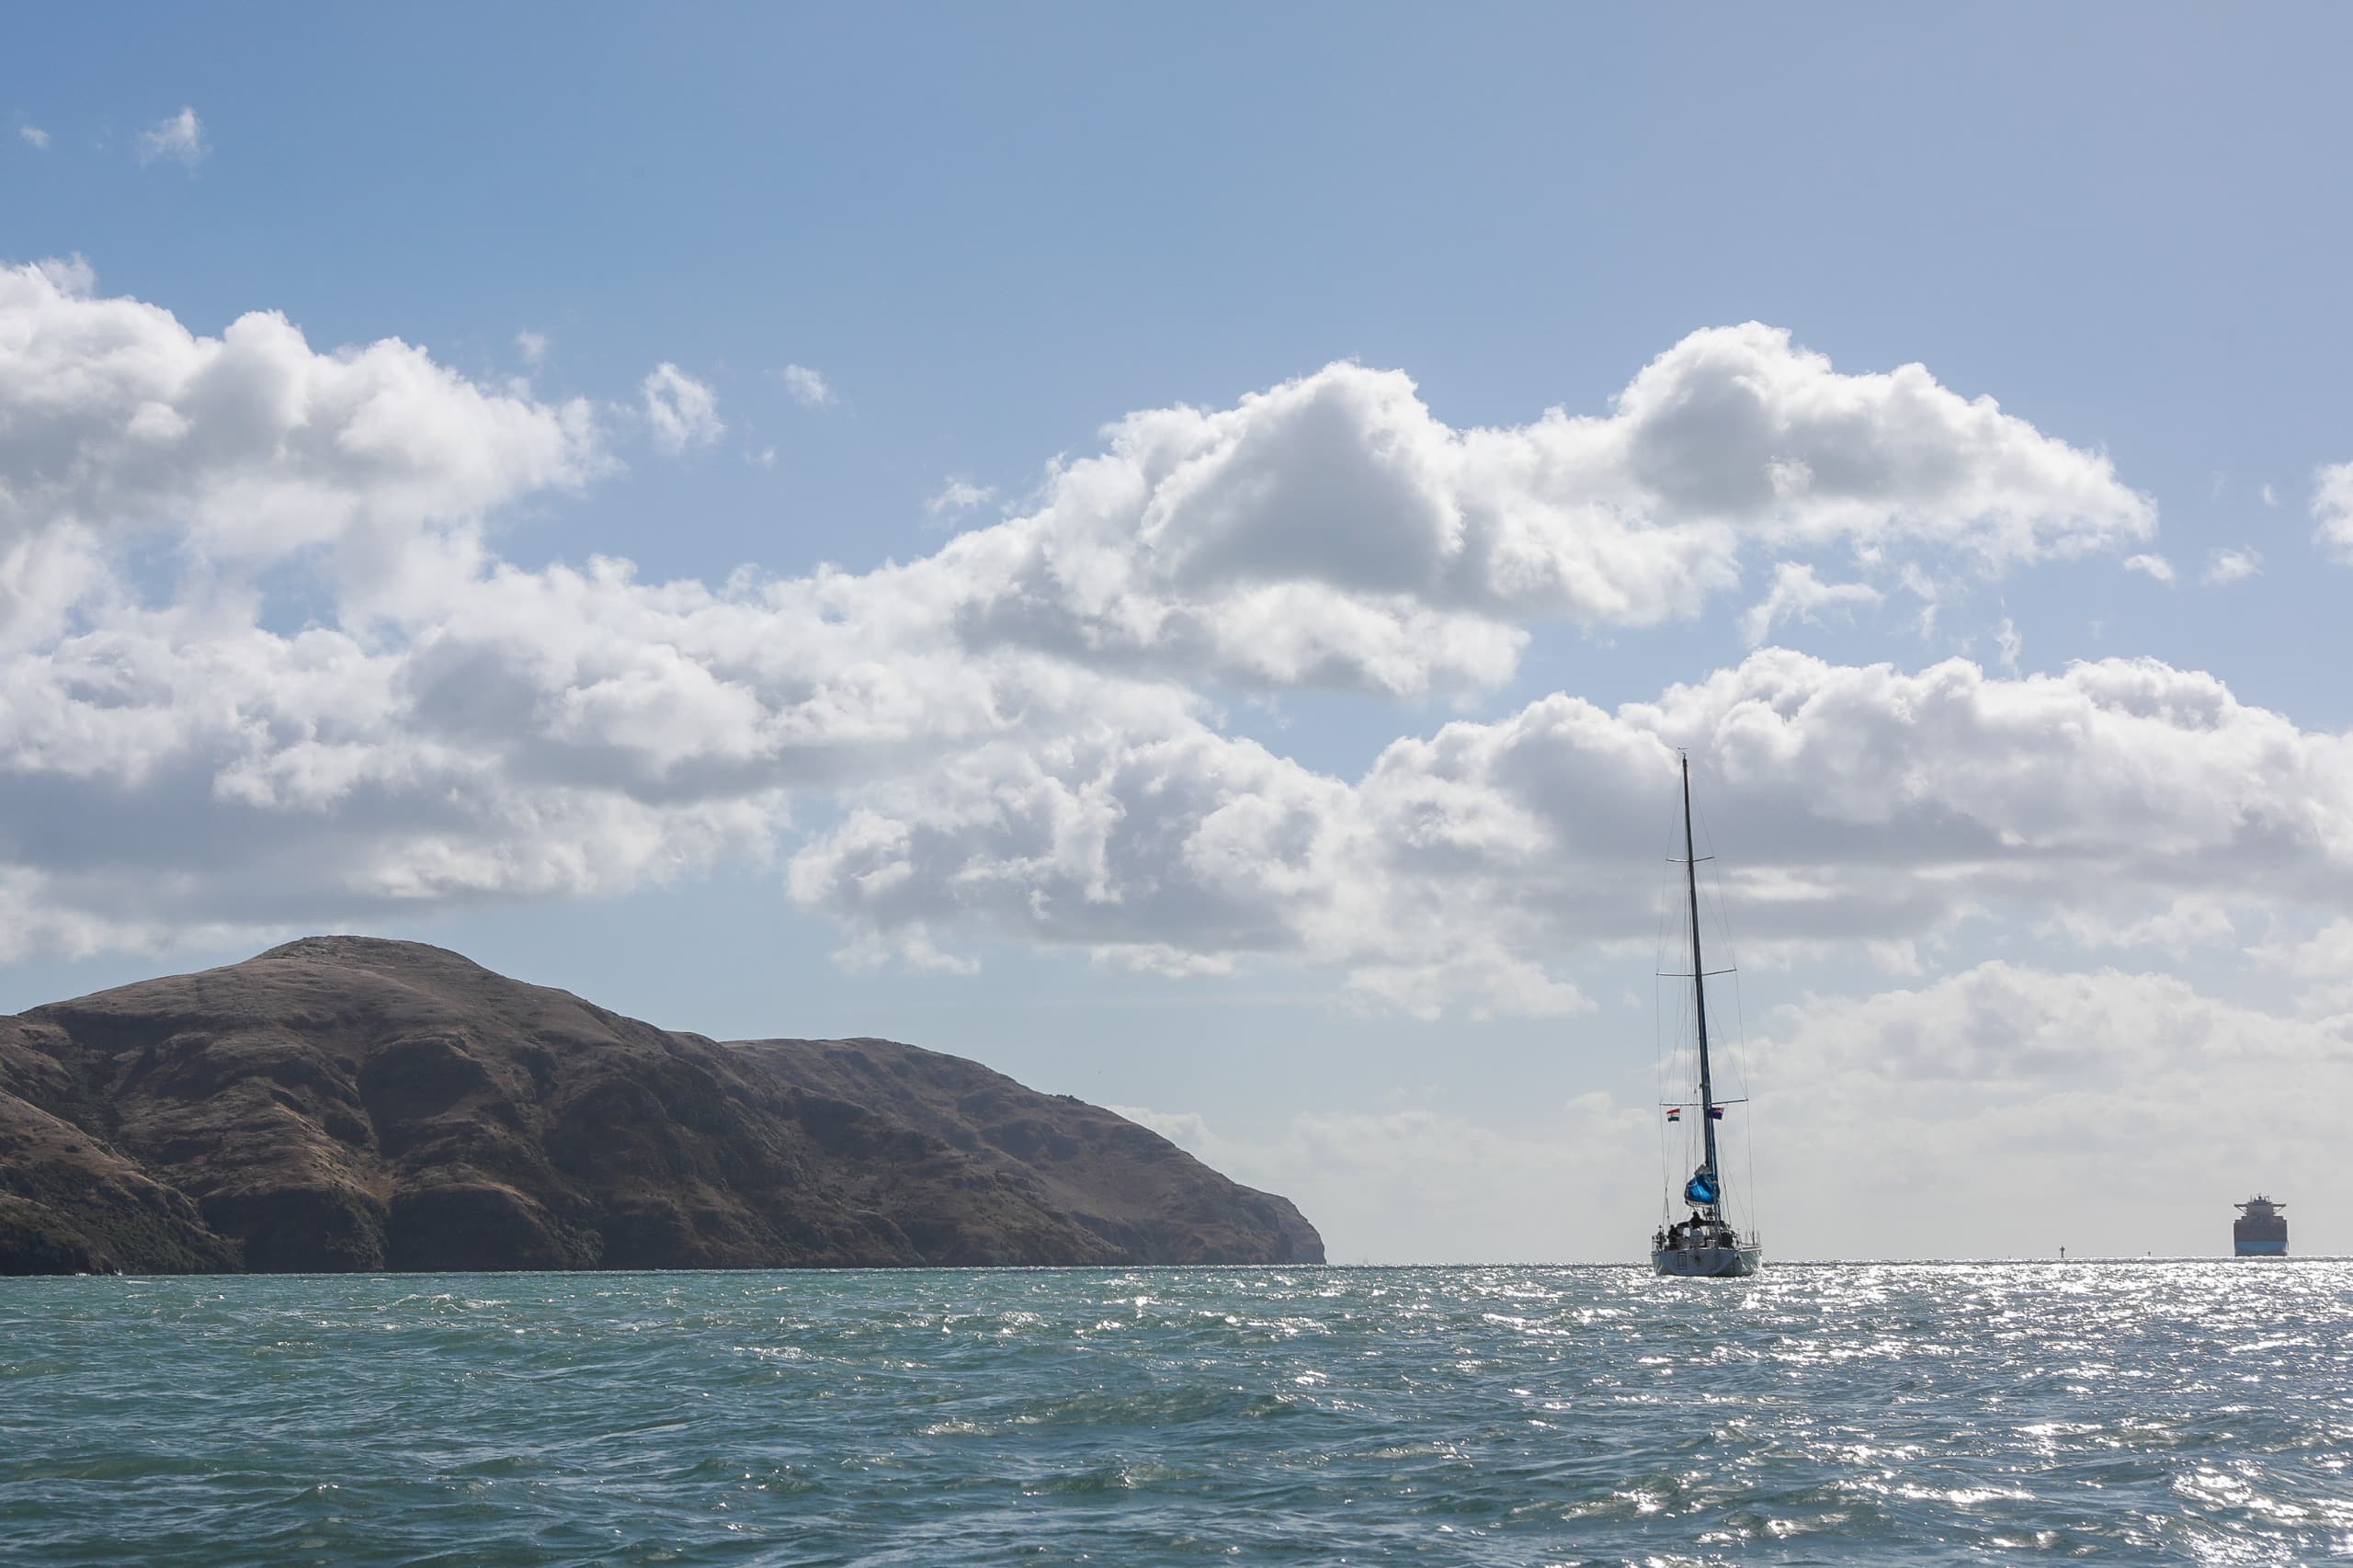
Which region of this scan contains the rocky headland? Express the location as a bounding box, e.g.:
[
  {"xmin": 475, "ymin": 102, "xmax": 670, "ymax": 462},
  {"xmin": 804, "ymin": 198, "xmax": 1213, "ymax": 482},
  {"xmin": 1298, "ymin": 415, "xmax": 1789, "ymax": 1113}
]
[{"xmin": 0, "ymin": 937, "xmax": 1322, "ymax": 1275}]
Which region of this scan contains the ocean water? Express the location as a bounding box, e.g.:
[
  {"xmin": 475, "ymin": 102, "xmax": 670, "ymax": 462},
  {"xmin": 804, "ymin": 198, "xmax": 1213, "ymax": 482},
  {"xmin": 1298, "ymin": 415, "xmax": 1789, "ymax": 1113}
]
[{"xmin": 3, "ymin": 1264, "xmax": 2348, "ymax": 1565}]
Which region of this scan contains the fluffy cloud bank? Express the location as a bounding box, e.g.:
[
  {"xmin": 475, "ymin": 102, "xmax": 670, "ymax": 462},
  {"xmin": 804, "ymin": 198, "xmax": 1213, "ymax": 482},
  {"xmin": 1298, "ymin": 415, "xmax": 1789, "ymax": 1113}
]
[
  {"xmin": 2, "ymin": 260, "xmax": 2281, "ymax": 1005},
  {"xmin": 0, "ymin": 258, "xmax": 601, "ymax": 568},
  {"xmin": 927, "ymin": 324, "xmax": 2151, "ymax": 697},
  {"xmin": 792, "ymin": 650, "xmax": 2353, "ymax": 1005}
]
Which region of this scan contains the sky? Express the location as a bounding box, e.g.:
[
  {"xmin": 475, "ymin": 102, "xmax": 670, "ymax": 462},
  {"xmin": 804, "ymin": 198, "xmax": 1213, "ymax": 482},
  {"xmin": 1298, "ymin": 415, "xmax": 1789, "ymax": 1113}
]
[{"xmin": 4, "ymin": 5, "xmax": 2351, "ymax": 1264}]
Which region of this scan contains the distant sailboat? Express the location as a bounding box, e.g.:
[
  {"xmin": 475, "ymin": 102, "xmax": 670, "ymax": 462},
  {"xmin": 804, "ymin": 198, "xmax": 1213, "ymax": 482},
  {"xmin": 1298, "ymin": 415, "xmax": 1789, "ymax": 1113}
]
[{"xmin": 1651, "ymin": 755, "xmax": 1764, "ymax": 1279}]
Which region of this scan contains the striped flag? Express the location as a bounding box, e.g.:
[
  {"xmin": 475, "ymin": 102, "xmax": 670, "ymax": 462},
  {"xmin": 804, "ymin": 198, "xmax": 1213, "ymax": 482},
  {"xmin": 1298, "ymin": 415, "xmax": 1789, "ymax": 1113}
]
[{"xmin": 1665, "ymin": 1107, "xmax": 1683, "ymax": 1121}]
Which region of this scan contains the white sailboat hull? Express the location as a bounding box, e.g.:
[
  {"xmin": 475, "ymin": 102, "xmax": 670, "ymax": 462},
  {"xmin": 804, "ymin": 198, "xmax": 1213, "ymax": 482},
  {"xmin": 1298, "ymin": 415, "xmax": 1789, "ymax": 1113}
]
[{"xmin": 1651, "ymin": 1244, "xmax": 1763, "ymax": 1278}]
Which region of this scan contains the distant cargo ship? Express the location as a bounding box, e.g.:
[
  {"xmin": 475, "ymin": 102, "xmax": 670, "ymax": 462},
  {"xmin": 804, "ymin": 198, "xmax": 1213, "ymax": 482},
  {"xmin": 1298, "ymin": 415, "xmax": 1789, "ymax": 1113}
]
[{"xmin": 2234, "ymin": 1196, "xmax": 2287, "ymax": 1256}]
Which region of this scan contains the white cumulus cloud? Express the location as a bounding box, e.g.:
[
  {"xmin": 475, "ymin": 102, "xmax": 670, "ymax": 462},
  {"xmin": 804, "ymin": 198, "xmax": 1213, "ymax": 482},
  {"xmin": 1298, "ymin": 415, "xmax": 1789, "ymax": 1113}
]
[
  {"xmin": 642, "ymin": 362, "xmax": 722, "ymax": 454},
  {"xmin": 0, "ymin": 259, "xmax": 605, "ymax": 575},
  {"xmin": 2315, "ymin": 461, "xmax": 2353, "ymax": 564},
  {"xmin": 779, "ymin": 364, "xmax": 835, "ymax": 407},
  {"xmin": 18, "ymin": 126, "xmax": 48, "ymax": 150},
  {"xmin": 788, "ymin": 648, "xmax": 2353, "ymax": 1004},
  {"xmin": 138, "ymin": 106, "xmax": 206, "ymax": 167},
  {"xmin": 926, "ymin": 478, "xmax": 994, "ymax": 517},
  {"xmin": 2122, "ymin": 552, "xmax": 2176, "ymax": 585},
  {"xmin": 1, "ymin": 265, "xmax": 2282, "ymax": 1010},
  {"xmin": 1737, "ymin": 561, "xmax": 1881, "ymax": 645},
  {"xmin": 2202, "ymin": 547, "xmax": 2260, "ymax": 586},
  {"xmin": 926, "ymin": 327, "xmax": 2152, "ymax": 699}
]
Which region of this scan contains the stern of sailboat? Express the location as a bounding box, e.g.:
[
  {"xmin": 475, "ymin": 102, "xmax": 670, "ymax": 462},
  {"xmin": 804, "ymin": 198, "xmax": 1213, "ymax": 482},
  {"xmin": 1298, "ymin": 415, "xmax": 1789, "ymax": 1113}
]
[{"xmin": 1651, "ymin": 1241, "xmax": 1764, "ymax": 1278}]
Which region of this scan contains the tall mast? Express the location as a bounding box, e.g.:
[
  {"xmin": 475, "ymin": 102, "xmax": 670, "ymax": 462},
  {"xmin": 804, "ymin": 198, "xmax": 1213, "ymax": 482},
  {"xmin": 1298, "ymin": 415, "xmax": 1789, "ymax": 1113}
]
[{"xmin": 1681, "ymin": 753, "xmax": 1720, "ymax": 1189}]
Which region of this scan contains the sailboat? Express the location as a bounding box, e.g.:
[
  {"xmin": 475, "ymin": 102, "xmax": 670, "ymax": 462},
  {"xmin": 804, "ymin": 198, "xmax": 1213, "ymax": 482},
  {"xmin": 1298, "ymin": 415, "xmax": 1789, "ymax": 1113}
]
[{"xmin": 1651, "ymin": 754, "xmax": 1764, "ymax": 1279}]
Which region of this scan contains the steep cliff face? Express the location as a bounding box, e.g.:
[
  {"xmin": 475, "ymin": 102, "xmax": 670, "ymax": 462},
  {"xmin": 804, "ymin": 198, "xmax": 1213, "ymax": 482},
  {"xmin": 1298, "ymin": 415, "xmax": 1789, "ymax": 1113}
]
[
  {"xmin": 0, "ymin": 1020, "xmax": 243, "ymax": 1275},
  {"xmin": 729, "ymin": 1038, "xmax": 1324, "ymax": 1266},
  {"xmin": 0, "ymin": 937, "xmax": 1322, "ymax": 1275}
]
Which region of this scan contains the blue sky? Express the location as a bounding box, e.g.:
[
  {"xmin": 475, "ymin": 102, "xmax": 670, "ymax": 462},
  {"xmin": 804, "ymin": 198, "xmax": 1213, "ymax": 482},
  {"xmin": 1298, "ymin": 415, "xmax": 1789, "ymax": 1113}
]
[{"xmin": 5, "ymin": 6, "xmax": 2351, "ymax": 1261}]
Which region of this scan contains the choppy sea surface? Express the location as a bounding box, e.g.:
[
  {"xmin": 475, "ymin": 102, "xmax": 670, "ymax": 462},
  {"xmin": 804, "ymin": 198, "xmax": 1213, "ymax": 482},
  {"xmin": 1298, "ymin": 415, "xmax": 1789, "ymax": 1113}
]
[{"xmin": 4, "ymin": 1263, "xmax": 2349, "ymax": 1565}]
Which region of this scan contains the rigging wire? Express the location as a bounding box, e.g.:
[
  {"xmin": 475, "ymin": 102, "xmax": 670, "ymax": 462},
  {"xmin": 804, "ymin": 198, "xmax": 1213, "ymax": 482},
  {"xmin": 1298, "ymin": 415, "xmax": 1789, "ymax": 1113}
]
[
  {"xmin": 1688, "ymin": 756, "xmax": 1761, "ymax": 1242},
  {"xmin": 1650, "ymin": 810, "xmax": 1678, "ymax": 1228},
  {"xmin": 1734, "ymin": 968, "xmax": 1760, "ymax": 1244},
  {"xmin": 1654, "ymin": 970, "xmax": 1670, "ymax": 1227},
  {"xmin": 1693, "ymin": 764, "xmax": 1764, "ymax": 1243},
  {"xmin": 1654, "ymin": 763, "xmax": 1703, "ymax": 1226}
]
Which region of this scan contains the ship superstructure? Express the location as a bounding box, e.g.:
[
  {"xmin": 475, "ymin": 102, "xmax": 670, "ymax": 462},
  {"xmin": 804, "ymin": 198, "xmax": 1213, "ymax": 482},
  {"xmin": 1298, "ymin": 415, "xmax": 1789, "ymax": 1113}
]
[{"xmin": 2234, "ymin": 1196, "xmax": 2287, "ymax": 1256}]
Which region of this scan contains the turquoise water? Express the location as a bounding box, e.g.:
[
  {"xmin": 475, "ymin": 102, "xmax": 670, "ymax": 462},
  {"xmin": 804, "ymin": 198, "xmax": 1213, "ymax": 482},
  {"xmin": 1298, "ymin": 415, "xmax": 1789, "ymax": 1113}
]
[{"xmin": 4, "ymin": 1263, "xmax": 2349, "ymax": 1564}]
